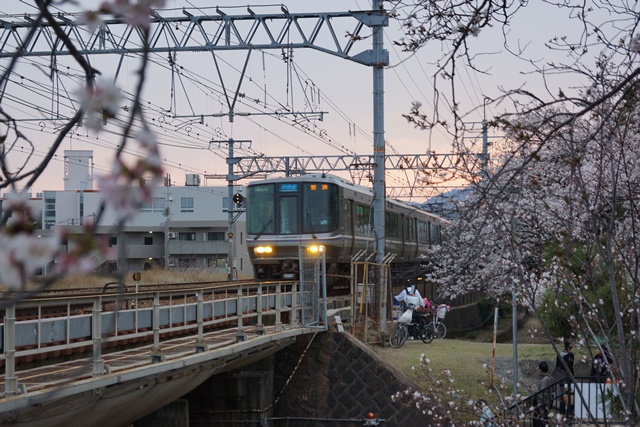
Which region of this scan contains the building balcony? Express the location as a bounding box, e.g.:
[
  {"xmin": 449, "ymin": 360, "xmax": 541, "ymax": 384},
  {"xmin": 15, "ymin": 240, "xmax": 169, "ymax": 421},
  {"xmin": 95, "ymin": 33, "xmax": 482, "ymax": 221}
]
[
  {"xmin": 122, "ymin": 245, "xmax": 165, "ymax": 259},
  {"xmin": 166, "ymin": 240, "xmax": 229, "ymax": 255}
]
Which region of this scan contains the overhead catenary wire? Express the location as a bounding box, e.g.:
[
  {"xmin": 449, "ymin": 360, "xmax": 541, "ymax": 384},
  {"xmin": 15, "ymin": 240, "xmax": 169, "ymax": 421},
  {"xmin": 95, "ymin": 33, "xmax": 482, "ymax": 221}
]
[{"xmin": 1, "ymin": 1, "xmax": 467, "ymax": 197}]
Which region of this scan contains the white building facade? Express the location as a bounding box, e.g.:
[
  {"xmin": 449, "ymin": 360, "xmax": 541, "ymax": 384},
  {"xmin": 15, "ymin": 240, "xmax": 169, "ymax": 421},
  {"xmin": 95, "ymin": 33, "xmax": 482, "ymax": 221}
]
[{"xmin": 2, "ymin": 151, "xmax": 250, "ymax": 279}]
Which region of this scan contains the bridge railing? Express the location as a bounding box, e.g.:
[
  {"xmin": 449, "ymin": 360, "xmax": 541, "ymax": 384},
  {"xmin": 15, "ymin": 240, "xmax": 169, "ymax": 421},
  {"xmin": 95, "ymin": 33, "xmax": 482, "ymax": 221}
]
[{"xmin": 0, "ymin": 281, "xmax": 301, "ymax": 396}]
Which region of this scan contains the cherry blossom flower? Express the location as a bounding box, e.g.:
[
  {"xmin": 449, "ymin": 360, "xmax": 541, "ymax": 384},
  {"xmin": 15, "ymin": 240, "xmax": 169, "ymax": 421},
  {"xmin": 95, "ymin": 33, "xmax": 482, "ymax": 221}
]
[
  {"xmin": 76, "ymin": 10, "xmax": 102, "ymax": 33},
  {"xmin": 100, "ymin": 0, "xmax": 166, "ymax": 30},
  {"xmin": 77, "ymin": 81, "xmax": 123, "ymax": 132},
  {"xmin": 5, "ymin": 190, "xmax": 31, "ymax": 209},
  {"xmin": 0, "ymin": 233, "xmax": 60, "ymax": 289}
]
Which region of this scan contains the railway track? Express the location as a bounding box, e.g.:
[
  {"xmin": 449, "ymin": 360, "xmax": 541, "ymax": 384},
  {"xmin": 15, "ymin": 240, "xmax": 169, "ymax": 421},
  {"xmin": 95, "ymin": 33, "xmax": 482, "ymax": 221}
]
[{"xmin": 2, "ymin": 279, "xmax": 259, "ymax": 300}]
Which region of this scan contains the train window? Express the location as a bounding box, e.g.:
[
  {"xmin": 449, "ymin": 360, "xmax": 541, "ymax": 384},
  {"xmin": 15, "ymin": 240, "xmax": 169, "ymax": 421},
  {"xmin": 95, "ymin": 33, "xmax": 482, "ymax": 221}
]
[
  {"xmin": 279, "ymin": 196, "xmax": 298, "ymax": 234},
  {"xmin": 302, "ymin": 183, "xmax": 338, "ymax": 233},
  {"xmin": 356, "ymin": 204, "xmax": 373, "ymax": 236},
  {"xmin": 431, "ymin": 223, "xmax": 441, "ymax": 244},
  {"xmin": 418, "ymin": 221, "xmax": 429, "ymax": 244},
  {"xmin": 405, "ymin": 217, "xmax": 415, "ymax": 242},
  {"xmin": 385, "ymin": 212, "xmax": 399, "ymax": 238},
  {"xmin": 247, "ymin": 184, "xmax": 275, "ymax": 235}
]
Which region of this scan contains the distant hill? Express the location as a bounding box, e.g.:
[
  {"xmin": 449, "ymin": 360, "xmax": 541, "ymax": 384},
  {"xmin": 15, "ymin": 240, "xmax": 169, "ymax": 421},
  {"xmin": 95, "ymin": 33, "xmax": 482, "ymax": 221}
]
[{"xmin": 417, "ymin": 187, "xmax": 474, "ymax": 220}]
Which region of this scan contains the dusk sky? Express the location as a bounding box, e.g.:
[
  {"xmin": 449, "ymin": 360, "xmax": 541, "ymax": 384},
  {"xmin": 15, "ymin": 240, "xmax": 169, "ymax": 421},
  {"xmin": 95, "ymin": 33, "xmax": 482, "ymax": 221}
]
[{"xmin": 0, "ymin": 1, "xmax": 586, "ymax": 201}]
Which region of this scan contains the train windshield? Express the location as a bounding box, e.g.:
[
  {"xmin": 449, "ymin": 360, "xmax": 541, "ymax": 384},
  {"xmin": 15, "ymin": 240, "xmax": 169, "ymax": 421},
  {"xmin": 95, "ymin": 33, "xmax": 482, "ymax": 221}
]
[
  {"xmin": 302, "ymin": 183, "xmax": 338, "ymax": 233},
  {"xmin": 247, "ymin": 184, "xmax": 275, "ymax": 235},
  {"xmin": 247, "ymin": 181, "xmax": 338, "ymax": 235}
]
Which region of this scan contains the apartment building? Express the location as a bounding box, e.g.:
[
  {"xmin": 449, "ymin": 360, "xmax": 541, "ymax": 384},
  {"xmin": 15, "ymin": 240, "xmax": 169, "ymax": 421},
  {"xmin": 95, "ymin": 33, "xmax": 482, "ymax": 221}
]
[{"xmin": 2, "ymin": 150, "xmax": 251, "ymax": 279}]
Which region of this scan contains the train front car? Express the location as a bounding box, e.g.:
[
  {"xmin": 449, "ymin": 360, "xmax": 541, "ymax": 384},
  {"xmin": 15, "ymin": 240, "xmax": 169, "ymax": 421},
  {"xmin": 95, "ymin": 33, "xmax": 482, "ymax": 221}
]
[{"xmin": 246, "ymin": 174, "xmax": 343, "ymax": 280}]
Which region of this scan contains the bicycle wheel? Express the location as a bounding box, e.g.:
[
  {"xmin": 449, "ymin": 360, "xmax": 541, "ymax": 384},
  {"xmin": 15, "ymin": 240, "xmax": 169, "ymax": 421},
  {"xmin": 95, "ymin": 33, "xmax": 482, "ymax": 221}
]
[
  {"xmin": 420, "ymin": 324, "xmax": 435, "ymax": 343},
  {"xmin": 435, "ymin": 322, "xmax": 447, "ymax": 339},
  {"xmin": 389, "ymin": 323, "xmax": 409, "ymax": 348}
]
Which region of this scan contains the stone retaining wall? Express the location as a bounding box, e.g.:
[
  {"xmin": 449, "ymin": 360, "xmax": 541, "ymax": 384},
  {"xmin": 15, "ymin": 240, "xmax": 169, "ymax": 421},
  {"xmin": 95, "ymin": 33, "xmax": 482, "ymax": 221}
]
[{"xmin": 272, "ymin": 331, "xmax": 450, "ymax": 426}]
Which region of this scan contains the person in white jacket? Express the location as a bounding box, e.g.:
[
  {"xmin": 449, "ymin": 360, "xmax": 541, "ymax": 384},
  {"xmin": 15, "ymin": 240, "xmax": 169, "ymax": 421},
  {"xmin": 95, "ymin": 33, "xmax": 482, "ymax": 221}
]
[
  {"xmin": 394, "ymin": 284, "xmax": 426, "ymax": 338},
  {"xmin": 394, "ymin": 284, "xmax": 425, "ymax": 308}
]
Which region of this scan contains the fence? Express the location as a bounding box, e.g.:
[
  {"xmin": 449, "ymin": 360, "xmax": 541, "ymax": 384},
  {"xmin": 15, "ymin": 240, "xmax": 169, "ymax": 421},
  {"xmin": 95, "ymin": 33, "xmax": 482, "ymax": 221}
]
[
  {"xmin": 350, "ymin": 260, "xmax": 392, "ymax": 344},
  {"xmin": 506, "ymin": 376, "xmax": 624, "ymax": 425},
  {"xmin": 0, "ymin": 281, "xmax": 301, "ymax": 396}
]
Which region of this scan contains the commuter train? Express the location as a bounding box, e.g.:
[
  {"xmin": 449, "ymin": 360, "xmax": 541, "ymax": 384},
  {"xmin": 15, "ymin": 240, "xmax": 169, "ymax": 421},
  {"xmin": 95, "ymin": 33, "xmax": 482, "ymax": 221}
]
[{"xmin": 245, "ymin": 173, "xmax": 448, "ymax": 282}]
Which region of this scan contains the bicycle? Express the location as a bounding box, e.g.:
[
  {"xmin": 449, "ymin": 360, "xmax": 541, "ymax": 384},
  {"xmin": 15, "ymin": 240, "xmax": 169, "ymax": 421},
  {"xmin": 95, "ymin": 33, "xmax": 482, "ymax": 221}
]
[
  {"xmin": 389, "ymin": 302, "xmax": 432, "ymax": 348},
  {"xmin": 422, "ymin": 304, "xmax": 449, "ymax": 343}
]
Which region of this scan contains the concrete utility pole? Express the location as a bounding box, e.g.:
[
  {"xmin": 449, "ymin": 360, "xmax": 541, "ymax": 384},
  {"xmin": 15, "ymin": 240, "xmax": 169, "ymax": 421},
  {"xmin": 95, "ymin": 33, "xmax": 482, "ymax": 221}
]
[
  {"xmin": 227, "ymin": 139, "xmax": 236, "ymax": 281},
  {"xmin": 371, "ymin": 0, "xmax": 388, "ymax": 334}
]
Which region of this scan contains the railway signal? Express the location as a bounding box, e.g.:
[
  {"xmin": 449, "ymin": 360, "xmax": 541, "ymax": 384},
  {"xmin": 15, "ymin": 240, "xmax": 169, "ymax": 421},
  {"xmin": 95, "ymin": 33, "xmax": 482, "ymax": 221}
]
[{"xmin": 232, "ymin": 193, "xmax": 244, "ymax": 205}]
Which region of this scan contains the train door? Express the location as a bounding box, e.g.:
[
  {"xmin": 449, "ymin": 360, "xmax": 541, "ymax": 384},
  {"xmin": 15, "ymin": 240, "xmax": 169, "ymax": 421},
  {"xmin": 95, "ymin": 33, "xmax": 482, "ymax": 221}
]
[{"xmin": 278, "ymin": 194, "xmax": 299, "ymax": 235}]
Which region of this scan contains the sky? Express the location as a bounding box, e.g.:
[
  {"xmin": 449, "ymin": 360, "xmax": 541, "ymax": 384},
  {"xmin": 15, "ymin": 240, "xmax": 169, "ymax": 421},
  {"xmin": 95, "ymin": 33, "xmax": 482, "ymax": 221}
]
[{"xmin": 0, "ymin": 0, "xmax": 595, "ymax": 202}]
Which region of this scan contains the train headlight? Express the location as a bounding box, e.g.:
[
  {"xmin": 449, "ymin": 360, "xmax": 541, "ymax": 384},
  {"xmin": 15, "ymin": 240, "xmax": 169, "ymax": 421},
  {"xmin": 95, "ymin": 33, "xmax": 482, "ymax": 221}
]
[
  {"xmin": 307, "ymin": 244, "xmax": 325, "ymax": 254},
  {"xmin": 254, "ymin": 246, "xmax": 273, "ymax": 255}
]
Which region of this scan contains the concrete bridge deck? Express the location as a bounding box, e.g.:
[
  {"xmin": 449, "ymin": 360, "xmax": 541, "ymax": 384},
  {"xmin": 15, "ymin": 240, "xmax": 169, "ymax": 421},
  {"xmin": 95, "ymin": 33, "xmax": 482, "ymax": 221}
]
[{"xmin": 0, "ymin": 281, "xmax": 325, "ymax": 426}]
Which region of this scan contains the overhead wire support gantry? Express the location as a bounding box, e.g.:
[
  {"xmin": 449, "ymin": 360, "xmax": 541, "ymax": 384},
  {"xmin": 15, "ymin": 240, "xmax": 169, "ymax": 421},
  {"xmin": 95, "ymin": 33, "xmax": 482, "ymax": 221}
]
[
  {"xmin": 207, "ymin": 152, "xmax": 479, "ymax": 180},
  {"xmin": 0, "ymin": 9, "xmax": 387, "ymax": 66}
]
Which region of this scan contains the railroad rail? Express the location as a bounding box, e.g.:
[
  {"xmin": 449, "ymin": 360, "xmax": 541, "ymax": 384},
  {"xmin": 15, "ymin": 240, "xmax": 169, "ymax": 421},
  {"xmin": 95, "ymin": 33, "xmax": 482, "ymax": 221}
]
[{"xmin": 2, "ymin": 279, "xmax": 259, "ymax": 299}]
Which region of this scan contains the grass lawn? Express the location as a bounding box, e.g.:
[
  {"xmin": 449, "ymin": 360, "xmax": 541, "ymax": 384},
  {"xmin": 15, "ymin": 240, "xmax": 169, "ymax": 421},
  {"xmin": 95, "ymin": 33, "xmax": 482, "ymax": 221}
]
[{"xmin": 373, "ymin": 336, "xmax": 588, "ymax": 423}]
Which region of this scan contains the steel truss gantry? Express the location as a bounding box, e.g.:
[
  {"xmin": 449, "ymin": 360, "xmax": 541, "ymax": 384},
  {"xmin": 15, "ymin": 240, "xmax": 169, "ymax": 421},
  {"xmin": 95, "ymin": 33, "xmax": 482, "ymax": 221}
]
[
  {"xmin": 204, "ymin": 152, "xmax": 480, "ymax": 197},
  {"xmin": 0, "ymin": 8, "xmax": 387, "ymax": 65}
]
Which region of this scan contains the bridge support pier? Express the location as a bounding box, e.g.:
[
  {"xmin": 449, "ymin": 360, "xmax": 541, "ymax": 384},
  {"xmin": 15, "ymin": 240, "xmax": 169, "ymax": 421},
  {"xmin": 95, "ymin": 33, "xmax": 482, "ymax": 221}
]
[{"xmin": 185, "ymin": 355, "xmax": 275, "ymax": 426}]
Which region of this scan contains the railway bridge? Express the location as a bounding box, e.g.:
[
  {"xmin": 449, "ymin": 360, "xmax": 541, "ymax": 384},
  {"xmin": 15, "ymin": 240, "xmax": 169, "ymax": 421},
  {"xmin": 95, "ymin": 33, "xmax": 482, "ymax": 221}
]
[{"xmin": 0, "ymin": 279, "xmax": 336, "ymax": 426}]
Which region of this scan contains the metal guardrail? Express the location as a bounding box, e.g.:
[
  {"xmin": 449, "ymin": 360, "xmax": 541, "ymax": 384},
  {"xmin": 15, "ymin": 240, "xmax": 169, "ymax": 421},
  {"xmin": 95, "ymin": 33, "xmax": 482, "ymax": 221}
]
[{"xmin": 0, "ymin": 281, "xmax": 307, "ymax": 397}]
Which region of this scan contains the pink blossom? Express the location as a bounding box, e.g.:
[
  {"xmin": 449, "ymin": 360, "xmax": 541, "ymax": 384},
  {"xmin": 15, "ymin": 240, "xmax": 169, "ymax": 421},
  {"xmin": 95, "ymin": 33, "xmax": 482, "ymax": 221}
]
[
  {"xmin": 97, "ymin": 172, "xmax": 145, "ymax": 221},
  {"xmin": 77, "ymin": 81, "xmax": 123, "ymax": 131},
  {"xmin": 0, "ymin": 233, "xmax": 60, "ymax": 289},
  {"xmin": 76, "ymin": 10, "xmax": 102, "ymax": 34},
  {"xmin": 100, "ymin": 0, "xmax": 166, "ymax": 29},
  {"xmin": 137, "ymin": 129, "xmax": 157, "ymax": 150},
  {"xmin": 5, "ymin": 191, "xmax": 30, "ymax": 209}
]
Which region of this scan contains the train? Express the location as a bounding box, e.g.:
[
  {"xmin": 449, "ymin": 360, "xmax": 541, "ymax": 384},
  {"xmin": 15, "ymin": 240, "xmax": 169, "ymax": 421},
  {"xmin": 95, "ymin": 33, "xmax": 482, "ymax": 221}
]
[{"xmin": 245, "ymin": 173, "xmax": 448, "ymax": 282}]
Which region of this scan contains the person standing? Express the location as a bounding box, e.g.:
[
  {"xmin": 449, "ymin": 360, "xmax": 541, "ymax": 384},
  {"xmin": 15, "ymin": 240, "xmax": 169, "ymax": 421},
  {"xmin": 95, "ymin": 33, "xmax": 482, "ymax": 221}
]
[
  {"xmin": 590, "ymin": 346, "xmax": 612, "ymax": 382},
  {"xmin": 533, "ymin": 361, "xmax": 553, "ymax": 427},
  {"xmin": 552, "ymin": 340, "xmax": 575, "ymax": 418},
  {"xmin": 475, "ymin": 399, "xmax": 496, "ymax": 427}
]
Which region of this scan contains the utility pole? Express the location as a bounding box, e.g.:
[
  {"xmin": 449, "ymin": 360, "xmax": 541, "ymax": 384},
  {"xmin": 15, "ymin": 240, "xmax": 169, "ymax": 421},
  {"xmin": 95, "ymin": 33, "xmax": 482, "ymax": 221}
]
[
  {"xmin": 211, "ymin": 138, "xmax": 249, "ymax": 281},
  {"xmin": 227, "ymin": 139, "xmax": 236, "ymax": 281},
  {"xmin": 372, "ymin": 0, "xmax": 389, "ymax": 336}
]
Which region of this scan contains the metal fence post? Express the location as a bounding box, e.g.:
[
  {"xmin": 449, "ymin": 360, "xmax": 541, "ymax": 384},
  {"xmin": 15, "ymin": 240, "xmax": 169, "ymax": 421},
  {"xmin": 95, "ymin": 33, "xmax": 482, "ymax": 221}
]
[
  {"xmin": 275, "ymin": 283, "xmax": 282, "ymax": 332},
  {"xmin": 151, "ymin": 292, "xmax": 165, "ymax": 362},
  {"xmin": 92, "ymin": 297, "xmax": 105, "ymax": 376},
  {"xmin": 195, "ymin": 291, "xmax": 205, "ymax": 352},
  {"xmin": 236, "ymin": 286, "xmax": 247, "ymax": 342},
  {"xmin": 4, "ymin": 304, "xmax": 17, "ymax": 396},
  {"xmin": 255, "ymin": 284, "xmax": 264, "ymax": 335},
  {"xmin": 290, "ymin": 281, "xmax": 298, "ymax": 328}
]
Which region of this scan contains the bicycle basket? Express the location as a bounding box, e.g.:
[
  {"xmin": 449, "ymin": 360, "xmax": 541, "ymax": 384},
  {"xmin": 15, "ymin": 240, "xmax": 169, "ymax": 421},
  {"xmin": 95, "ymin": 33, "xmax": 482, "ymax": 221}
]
[
  {"xmin": 398, "ymin": 309, "xmax": 413, "ymax": 324},
  {"xmin": 437, "ymin": 305, "xmax": 449, "ymax": 319}
]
